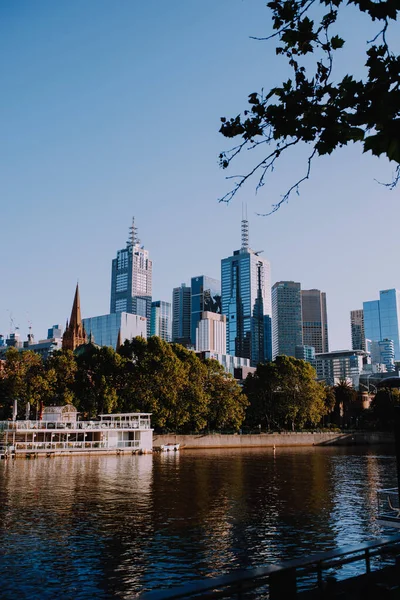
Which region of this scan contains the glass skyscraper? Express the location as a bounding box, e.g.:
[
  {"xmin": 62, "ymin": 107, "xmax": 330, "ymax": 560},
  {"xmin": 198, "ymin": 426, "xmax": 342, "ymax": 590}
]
[
  {"xmin": 364, "ymin": 289, "xmax": 400, "ymax": 360},
  {"xmin": 172, "ymin": 283, "xmax": 192, "ymax": 346},
  {"xmin": 151, "ymin": 300, "xmax": 172, "ymax": 342},
  {"xmin": 191, "ymin": 275, "xmax": 221, "ymax": 345},
  {"xmin": 350, "ymin": 309, "xmax": 366, "ymax": 351},
  {"xmin": 272, "ymin": 281, "xmax": 303, "ymax": 358},
  {"xmin": 221, "ymin": 219, "xmax": 271, "ymax": 367},
  {"xmin": 110, "ymin": 218, "xmax": 152, "ymax": 336},
  {"xmin": 301, "ymin": 289, "xmax": 329, "ymax": 354}
]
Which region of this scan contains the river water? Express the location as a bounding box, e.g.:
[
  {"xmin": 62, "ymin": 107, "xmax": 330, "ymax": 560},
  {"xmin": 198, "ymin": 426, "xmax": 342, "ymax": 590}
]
[{"xmin": 0, "ymin": 446, "xmax": 398, "ymax": 599}]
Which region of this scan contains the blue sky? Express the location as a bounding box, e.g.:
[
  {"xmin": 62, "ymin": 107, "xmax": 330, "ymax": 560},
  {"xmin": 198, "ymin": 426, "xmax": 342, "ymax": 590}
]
[{"xmin": 1, "ymin": 0, "xmax": 399, "ymax": 350}]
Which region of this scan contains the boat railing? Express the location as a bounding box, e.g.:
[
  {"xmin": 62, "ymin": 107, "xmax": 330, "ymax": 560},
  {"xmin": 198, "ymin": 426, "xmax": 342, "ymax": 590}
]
[
  {"xmin": 139, "ymin": 534, "xmax": 400, "ymax": 600},
  {"xmin": 0, "ymin": 420, "xmax": 151, "ymax": 431},
  {"xmin": 13, "ymin": 440, "xmax": 141, "ymax": 451},
  {"xmin": 377, "ymin": 488, "xmax": 400, "ymax": 521}
]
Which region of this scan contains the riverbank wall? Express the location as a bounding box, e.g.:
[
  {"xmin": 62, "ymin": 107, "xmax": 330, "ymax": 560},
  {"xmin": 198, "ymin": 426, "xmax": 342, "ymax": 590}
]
[{"xmin": 153, "ymin": 431, "xmax": 394, "ymax": 449}]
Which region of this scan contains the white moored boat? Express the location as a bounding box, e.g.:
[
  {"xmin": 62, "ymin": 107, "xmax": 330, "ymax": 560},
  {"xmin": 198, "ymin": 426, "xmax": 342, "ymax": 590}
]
[
  {"xmin": 160, "ymin": 443, "xmax": 180, "ymax": 452},
  {"xmin": 0, "ymin": 405, "xmax": 153, "ymax": 458}
]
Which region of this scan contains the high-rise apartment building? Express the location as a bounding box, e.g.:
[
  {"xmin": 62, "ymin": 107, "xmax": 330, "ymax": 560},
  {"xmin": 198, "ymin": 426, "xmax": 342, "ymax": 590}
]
[
  {"xmin": 272, "ymin": 281, "xmax": 303, "ymax": 358},
  {"xmin": 196, "ymin": 312, "xmax": 226, "ymax": 354},
  {"xmin": 301, "ymin": 289, "xmax": 329, "ymax": 354},
  {"xmin": 191, "ymin": 275, "xmax": 221, "ymax": 345},
  {"xmin": 350, "ymin": 309, "xmax": 366, "ymax": 351},
  {"xmin": 172, "ymin": 283, "xmax": 192, "ymax": 346},
  {"xmin": 221, "ymin": 218, "xmax": 271, "ymax": 367},
  {"xmin": 367, "ymin": 338, "xmax": 395, "ymax": 372},
  {"xmin": 151, "ymin": 301, "xmax": 172, "ymax": 342},
  {"xmin": 110, "ymin": 218, "xmax": 152, "ymax": 336},
  {"xmin": 364, "ymin": 289, "xmax": 400, "ymax": 360}
]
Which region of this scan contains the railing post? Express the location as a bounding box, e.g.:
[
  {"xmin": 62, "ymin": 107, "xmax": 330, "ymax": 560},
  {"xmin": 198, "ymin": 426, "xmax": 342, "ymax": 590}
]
[
  {"xmin": 269, "ymin": 568, "xmax": 297, "ymax": 600},
  {"xmin": 394, "ymin": 406, "xmax": 400, "ymax": 508},
  {"xmin": 365, "ymin": 548, "xmax": 370, "ymax": 574}
]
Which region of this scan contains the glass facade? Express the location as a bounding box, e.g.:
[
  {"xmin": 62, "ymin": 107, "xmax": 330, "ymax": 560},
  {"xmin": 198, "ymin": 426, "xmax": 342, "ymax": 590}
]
[
  {"xmin": 272, "ymin": 281, "xmax": 303, "ymax": 358},
  {"xmin": 83, "ymin": 312, "xmax": 147, "ymax": 349},
  {"xmin": 150, "ymin": 301, "xmax": 172, "ymax": 342},
  {"xmin": 350, "ymin": 309, "xmax": 366, "ymax": 351},
  {"xmin": 172, "ymin": 284, "xmax": 192, "ymax": 346},
  {"xmin": 110, "ymin": 219, "xmax": 152, "ymax": 336},
  {"xmin": 221, "ymin": 248, "xmax": 271, "ymax": 367},
  {"xmin": 363, "ymin": 289, "xmax": 400, "ymax": 360},
  {"xmin": 301, "ymin": 289, "xmax": 329, "ymax": 354},
  {"xmin": 295, "ymin": 344, "xmax": 316, "ymax": 368},
  {"xmin": 190, "ymin": 275, "xmax": 221, "ymax": 345}
]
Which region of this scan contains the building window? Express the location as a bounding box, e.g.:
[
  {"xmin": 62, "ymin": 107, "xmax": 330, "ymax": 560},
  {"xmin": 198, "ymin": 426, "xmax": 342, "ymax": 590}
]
[
  {"xmin": 115, "ymin": 299, "xmax": 127, "ymax": 312},
  {"xmin": 116, "ymin": 273, "xmax": 128, "ymax": 292}
]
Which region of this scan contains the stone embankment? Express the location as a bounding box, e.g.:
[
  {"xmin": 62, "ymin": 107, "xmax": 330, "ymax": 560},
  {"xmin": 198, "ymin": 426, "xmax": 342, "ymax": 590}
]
[{"xmin": 153, "ymin": 431, "xmax": 393, "ymax": 450}]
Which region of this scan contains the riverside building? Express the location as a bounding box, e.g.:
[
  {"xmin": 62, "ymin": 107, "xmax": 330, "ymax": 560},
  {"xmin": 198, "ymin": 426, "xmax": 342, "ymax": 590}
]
[
  {"xmin": 221, "ymin": 218, "xmax": 272, "ymax": 367},
  {"xmin": 110, "ymin": 218, "xmax": 152, "ymax": 336}
]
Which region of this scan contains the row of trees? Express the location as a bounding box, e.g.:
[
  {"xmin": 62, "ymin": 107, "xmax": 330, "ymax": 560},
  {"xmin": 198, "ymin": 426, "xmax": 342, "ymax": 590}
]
[
  {"xmin": 0, "ymin": 338, "xmax": 247, "ymax": 432},
  {"xmin": 0, "ymin": 339, "xmax": 398, "ymax": 432}
]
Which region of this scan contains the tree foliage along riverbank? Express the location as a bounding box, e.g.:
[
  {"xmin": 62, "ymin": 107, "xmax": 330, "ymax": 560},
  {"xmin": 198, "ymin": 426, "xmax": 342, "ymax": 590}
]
[{"xmin": 0, "ymin": 338, "xmax": 392, "ymax": 432}]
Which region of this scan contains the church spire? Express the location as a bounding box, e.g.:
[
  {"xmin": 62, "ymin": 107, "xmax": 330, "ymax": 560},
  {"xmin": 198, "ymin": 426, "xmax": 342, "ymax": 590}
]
[
  {"xmin": 69, "ymin": 283, "xmax": 82, "ymax": 329},
  {"xmin": 62, "ymin": 284, "xmax": 87, "ymax": 351}
]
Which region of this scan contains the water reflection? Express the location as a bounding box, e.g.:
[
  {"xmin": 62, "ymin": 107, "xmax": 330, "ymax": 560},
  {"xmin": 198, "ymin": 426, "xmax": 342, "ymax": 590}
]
[{"xmin": 0, "ymin": 446, "xmax": 397, "ymax": 598}]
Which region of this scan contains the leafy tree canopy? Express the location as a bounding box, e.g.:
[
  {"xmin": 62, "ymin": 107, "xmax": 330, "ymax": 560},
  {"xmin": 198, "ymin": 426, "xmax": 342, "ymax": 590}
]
[{"xmin": 219, "ymin": 0, "xmax": 400, "ymax": 213}]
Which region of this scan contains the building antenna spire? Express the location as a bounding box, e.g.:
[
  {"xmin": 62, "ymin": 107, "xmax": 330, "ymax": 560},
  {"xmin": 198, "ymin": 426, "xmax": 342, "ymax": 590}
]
[
  {"xmin": 241, "ymin": 202, "xmax": 249, "ymax": 250},
  {"xmin": 127, "ymin": 216, "xmax": 140, "ymax": 249}
]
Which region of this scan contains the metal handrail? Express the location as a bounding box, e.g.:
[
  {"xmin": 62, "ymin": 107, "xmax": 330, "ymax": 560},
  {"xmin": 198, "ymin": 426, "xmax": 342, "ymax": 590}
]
[
  {"xmin": 0, "ymin": 420, "xmax": 151, "ymax": 431},
  {"xmin": 139, "ymin": 534, "xmax": 400, "ymax": 600}
]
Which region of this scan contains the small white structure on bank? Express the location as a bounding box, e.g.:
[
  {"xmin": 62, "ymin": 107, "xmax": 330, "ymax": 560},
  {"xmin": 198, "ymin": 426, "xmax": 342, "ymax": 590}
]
[{"xmin": 0, "ymin": 406, "xmax": 153, "ymax": 457}]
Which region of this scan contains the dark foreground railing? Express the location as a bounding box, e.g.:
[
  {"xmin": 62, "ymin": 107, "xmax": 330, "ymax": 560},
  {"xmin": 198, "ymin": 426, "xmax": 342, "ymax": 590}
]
[{"xmin": 139, "ymin": 534, "xmax": 400, "ymax": 600}]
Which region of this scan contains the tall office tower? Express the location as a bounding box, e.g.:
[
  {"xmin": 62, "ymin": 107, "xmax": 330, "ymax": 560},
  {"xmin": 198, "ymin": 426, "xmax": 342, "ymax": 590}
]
[
  {"xmin": 196, "ymin": 312, "xmax": 226, "ymax": 354},
  {"xmin": 364, "ymin": 289, "xmax": 400, "ymax": 360},
  {"xmin": 151, "ymin": 300, "xmax": 172, "ymax": 342},
  {"xmin": 272, "ymin": 281, "xmax": 303, "ymax": 358},
  {"xmin": 221, "ymin": 218, "xmax": 271, "ymax": 366},
  {"xmin": 110, "ymin": 218, "xmax": 152, "ymax": 336},
  {"xmin": 350, "ymin": 309, "xmax": 366, "ymax": 351},
  {"xmin": 190, "ymin": 275, "xmax": 221, "ymax": 345},
  {"xmin": 301, "ymin": 289, "xmax": 329, "ymax": 353},
  {"xmin": 172, "ymin": 283, "xmax": 192, "ymax": 346}
]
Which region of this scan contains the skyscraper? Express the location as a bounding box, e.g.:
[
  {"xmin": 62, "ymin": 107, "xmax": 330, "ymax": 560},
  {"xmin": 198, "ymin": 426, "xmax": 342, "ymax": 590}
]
[
  {"xmin": 272, "ymin": 281, "xmax": 303, "ymax": 358},
  {"xmin": 301, "ymin": 289, "xmax": 329, "ymax": 354},
  {"xmin": 364, "ymin": 289, "xmax": 400, "ymax": 360},
  {"xmin": 221, "ymin": 218, "xmax": 271, "ymax": 366},
  {"xmin": 110, "ymin": 218, "xmax": 152, "ymax": 336},
  {"xmin": 196, "ymin": 312, "xmax": 226, "ymax": 354},
  {"xmin": 151, "ymin": 300, "xmax": 172, "ymax": 342},
  {"xmin": 350, "ymin": 309, "xmax": 366, "ymax": 351},
  {"xmin": 190, "ymin": 275, "xmax": 221, "ymax": 345},
  {"xmin": 172, "ymin": 283, "xmax": 192, "ymax": 346}
]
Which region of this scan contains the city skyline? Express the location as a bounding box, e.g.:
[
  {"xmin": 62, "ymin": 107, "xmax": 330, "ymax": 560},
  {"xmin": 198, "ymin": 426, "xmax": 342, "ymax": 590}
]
[{"xmin": 1, "ymin": 1, "xmax": 400, "ymax": 350}]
